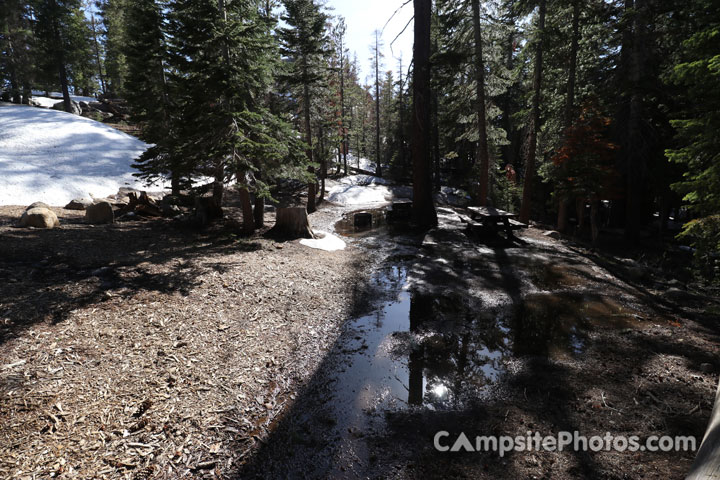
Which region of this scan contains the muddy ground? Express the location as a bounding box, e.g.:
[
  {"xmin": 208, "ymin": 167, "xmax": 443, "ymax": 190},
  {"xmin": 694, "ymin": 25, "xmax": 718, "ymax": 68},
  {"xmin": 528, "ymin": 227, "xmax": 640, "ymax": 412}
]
[{"xmin": 1, "ymin": 200, "xmax": 719, "ymax": 480}]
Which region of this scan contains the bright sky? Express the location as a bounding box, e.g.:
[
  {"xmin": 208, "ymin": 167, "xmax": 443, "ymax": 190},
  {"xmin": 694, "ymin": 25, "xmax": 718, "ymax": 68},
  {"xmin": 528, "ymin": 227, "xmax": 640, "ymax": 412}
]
[{"xmin": 325, "ymin": 0, "xmax": 414, "ymax": 83}]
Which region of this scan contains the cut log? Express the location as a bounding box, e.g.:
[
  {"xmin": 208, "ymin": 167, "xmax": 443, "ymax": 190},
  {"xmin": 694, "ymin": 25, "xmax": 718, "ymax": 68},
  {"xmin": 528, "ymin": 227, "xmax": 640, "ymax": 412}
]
[
  {"xmin": 687, "ymin": 378, "xmax": 720, "ymax": 480},
  {"xmin": 269, "ymin": 207, "xmax": 314, "ymax": 239}
]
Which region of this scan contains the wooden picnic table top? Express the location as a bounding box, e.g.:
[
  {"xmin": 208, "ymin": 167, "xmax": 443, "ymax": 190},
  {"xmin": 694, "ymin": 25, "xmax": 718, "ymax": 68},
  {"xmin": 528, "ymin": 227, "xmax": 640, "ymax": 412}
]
[{"xmin": 467, "ymin": 206, "xmax": 518, "ymax": 219}]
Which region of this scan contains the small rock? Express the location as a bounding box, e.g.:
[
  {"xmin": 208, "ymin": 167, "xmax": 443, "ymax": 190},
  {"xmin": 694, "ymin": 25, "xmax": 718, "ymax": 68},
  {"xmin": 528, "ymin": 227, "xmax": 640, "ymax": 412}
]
[
  {"xmin": 543, "ymin": 230, "xmax": 561, "ymax": 240},
  {"xmin": 85, "ymin": 201, "xmax": 115, "ymax": 224},
  {"xmin": 19, "ymin": 207, "xmax": 60, "ymax": 229},
  {"xmin": 700, "ymin": 363, "xmax": 714, "ymax": 374},
  {"xmin": 64, "ymin": 197, "xmax": 93, "ymax": 210}
]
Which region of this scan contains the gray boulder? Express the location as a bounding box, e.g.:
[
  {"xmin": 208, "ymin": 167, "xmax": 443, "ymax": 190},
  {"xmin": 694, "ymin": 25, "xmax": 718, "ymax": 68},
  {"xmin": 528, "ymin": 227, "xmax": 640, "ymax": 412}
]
[
  {"xmin": 65, "ymin": 197, "xmax": 93, "ymax": 210},
  {"xmin": 85, "ymin": 201, "xmax": 115, "ymax": 224},
  {"xmin": 51, "ymin": 100, "xmax": 82, "ymax": 115},
  {"xmin": 20, "ymin": 207, "xmax": 60, "ymax": 229}
]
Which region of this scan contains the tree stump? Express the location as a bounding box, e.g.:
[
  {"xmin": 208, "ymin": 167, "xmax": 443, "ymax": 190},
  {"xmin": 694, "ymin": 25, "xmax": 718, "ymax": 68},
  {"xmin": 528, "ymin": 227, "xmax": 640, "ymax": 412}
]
[{"xmin": 269, "ymin": 207, "xmax": 314, "ymax": 239}]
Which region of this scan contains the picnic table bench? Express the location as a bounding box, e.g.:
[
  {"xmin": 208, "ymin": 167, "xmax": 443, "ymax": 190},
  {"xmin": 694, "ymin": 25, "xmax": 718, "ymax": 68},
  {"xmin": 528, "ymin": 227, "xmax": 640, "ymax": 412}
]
[{"xmin": 459, "ymin": 206, "xmax": 527, "ymax": 238}]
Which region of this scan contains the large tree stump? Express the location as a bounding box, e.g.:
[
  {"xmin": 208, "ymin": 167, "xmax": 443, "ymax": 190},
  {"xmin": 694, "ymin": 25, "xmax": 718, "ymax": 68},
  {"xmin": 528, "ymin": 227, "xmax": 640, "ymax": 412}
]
[{"xmin": 269, "ymin": 207, "xmax": 314, "ymax": 239}]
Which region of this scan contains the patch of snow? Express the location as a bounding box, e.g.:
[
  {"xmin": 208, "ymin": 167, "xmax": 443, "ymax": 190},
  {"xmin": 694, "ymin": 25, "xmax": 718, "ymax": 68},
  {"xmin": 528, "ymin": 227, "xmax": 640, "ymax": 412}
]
[
  {"xmin": 327, "ymin": 183, "xmax": 392, "ymax": 205},
  {"xmin": 31, "ymin": 96, "xmax": 61, "ymax": 108},
  {"xmin": 338, "ymin": 174, "xmax": 391, "ymax": 186},
  {"xmin": 31, "ymin": 95, "xmax": 97, "ymax": 108},
  {"xmin": 32, "ymin": 91, "xmax": 97, "ymax": 103},
  {"xmin": 0, "ymin": 103, "xmax": 162, "ymax": 206},
  {"xmin": 345, "ymin": 153, "xmax": 389, "ymax": 174},
  {"xmin": 300, "ymin": 230, "xmax": 346, "ymax": 252}
]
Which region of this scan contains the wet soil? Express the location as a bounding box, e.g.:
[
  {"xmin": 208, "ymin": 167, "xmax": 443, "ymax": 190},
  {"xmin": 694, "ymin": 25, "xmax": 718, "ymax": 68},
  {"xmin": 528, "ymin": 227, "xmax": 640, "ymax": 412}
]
[
  {"xmin": 1, "ymin": 199, "xmax": 718, "ymax": 479},
  {"xmin": 238, "ymin": 206, "xmax": 720, "ymax": 479}
]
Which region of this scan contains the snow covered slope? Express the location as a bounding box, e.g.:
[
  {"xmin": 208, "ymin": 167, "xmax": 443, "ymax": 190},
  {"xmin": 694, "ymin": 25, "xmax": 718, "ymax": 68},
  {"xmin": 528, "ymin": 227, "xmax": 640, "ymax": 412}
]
[{"xmin": 0, "ymin": 104, "xmax": 160, "ymax": 206}]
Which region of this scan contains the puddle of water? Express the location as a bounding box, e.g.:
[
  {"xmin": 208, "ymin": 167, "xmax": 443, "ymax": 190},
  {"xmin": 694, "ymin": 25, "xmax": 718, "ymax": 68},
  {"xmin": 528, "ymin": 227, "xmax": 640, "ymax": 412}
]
[
  {"xmin": 334, "ymin": 208, "xmax": 388, "ymax": 237},
  {"xmin": 329, "ymin": 268, "xmax": 651, "ymax": 425},
  {"xmin": 316, "ymin": 260, "xmax": 655, "ymax": 475}
]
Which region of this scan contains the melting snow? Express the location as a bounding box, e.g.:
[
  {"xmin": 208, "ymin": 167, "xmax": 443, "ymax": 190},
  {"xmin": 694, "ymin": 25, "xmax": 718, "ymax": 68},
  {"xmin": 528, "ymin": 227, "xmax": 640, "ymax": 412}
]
[
  {"xmin": 0, "ymin": 104, "xmax": 161, "ymax": 206},
  {"xmin": 300, "ymin": 230, "xmax": 346, "ymax": 252}
]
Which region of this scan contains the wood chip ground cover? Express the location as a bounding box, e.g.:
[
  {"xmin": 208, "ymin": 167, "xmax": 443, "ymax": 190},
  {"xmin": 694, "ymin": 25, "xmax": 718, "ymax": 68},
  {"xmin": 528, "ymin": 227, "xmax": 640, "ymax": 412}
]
[{"xmin": 0, "ymin": 205, "xmax": 374, "ymax": 479}]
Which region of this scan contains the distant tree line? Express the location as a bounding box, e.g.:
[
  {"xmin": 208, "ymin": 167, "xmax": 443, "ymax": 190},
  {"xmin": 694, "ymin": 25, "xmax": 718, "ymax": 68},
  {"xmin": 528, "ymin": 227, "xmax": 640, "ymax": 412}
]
[{"xmin": 1, "ymin": 0, "xmax": 718, "ymax": 275}]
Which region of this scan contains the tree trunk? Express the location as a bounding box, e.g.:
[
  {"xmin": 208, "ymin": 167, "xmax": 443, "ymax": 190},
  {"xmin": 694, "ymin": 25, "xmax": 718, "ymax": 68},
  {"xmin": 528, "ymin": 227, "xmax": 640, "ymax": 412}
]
[
  {"xmin": 319, "ymin": 123, "xmax": 326, "ymax": 203},
  {"xmin": 519, "ymin": 0, "xmax": 546, "ymax": 224},
  {"xmin": 412, "ymin": 0, "xmax": 438, "ymax": 227},
  {"xmin": 557, "ymin": 200, "xmax": 570, "ymax": 232},
  {"xmin": 303, "ymin": 75, "xmax": 316, "ymax": 213},
  {"xmin": 253, "ymin": 195, "xmax": 264, "ymax": 228},
  {"xmin": 375, "ymin": 31, "xmax": 382, "ymax": 178},
  {"xmin": 398, "ymin": 56, "xmax": 406, "ymax": 176},
  {"xmin": 432, "ymin": 84, "xmax": 441, "ymax": 192},
  {"xmin": 590, "ymin": 197, "xmax": 600, "ymax": 246},
  {"xmin": 212, "ymin": 161, "xmax": 224, "ymax": 205},
  {"xmin": 472, "ymin": 0, "xmax": 491, "ymax": 206},
  {"xmin": 340, "ymin": 33, "xmax": 348, "ymax": 176},
  {"xmin": 270, "ymin": 207, "xmax": 314, "ymax": 239},
  {"xmin": 238, "ymin": 186, "xmax": 254, "ymax": 235},
  {"xmin": 625, "ymin": 0, "xmax": 646, "ymax": 243},
  {"xmin": 557, "ymin": 0, "xmax": 580, "ymax": 231},
  {"xmin": 91, "ymin": 14, "xmax": 106, "ymax": 95},
  {"xmin": 565, "ymin": 0, "xmax": 580, "ymax": 127}
]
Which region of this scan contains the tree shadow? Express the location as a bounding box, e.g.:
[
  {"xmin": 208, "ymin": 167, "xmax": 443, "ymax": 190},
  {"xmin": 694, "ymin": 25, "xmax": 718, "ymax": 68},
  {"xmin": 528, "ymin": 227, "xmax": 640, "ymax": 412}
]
[{"xmin": 0, "ymin": 217, "xmax": 260, "ymax": 345}]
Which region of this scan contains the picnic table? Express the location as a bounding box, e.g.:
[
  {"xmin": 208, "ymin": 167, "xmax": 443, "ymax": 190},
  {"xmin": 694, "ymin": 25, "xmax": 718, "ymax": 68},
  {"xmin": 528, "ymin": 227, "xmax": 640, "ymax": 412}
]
[{"xmin": 459, "ymin": 206, "xmax": 527, "ymax": 238}]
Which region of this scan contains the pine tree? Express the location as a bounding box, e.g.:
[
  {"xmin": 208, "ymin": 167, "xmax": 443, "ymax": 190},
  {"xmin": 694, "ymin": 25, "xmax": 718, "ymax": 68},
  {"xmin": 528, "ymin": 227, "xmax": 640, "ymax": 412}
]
[
  {"xmin": 33, "ymin": 0, "xmax": 90, "ymax": 111},
  {"xmin": 518, "ymin": 0, "xmax": 546, "ymax": 224},
  {"xmin": 412, "ymin": 0, "xmax": 438, "ymax": 227},
  {"xmin": 278, "ymin": 0, "xmax": 329, "ymax": 213},
  {"xmin": 0, "ymin": 0, "xmax": 34, "ymax": 103},
  {"xmin": 666, "ymin": 0, "xmax": 720, "ymax": 275},
  {"xmin": 97, "ymin": 0, "xmax": 127, "ymax": 96},
  {"xmin": 124, "ymin": 0, "xmax": 183, "ymax": 194}
]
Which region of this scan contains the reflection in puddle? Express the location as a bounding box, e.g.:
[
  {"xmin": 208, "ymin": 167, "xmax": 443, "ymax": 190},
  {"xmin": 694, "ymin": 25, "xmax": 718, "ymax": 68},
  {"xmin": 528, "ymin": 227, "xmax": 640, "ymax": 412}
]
[
  {"xmin": 331, "ymin": 264, "xmax": 651, "ymax": 420},
  {"xmin": 334, "ymin": 208, "xmax": 388, "ymax": 237}
]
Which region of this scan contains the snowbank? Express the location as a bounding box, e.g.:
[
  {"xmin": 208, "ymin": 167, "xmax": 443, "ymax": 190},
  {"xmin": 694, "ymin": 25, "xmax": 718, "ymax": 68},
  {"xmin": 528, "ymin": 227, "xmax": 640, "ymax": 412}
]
[
  {"xmin": 0, "ymin": 104, "xmax": 160, "ymax": 206},
  {"xmin": 31, "ymin": 91, "xmax": 96, "ymax": 103},
  {"xmin": 326, "ymin": 174, "xmax": 394, "ymax": 206},
  {"xmin": 300, "ymin": 230, "xmax": 346, "ymax": 252},
  {"xmin": 327, "ymin": 184, "xmax": 392, "ymax": 205}
]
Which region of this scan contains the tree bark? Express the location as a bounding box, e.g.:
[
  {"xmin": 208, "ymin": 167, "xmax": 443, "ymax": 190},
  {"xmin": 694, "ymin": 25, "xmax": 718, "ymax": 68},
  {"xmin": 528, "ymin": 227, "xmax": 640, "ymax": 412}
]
[
  {"xmin": 398, "ymin": 56, "xmax": 406, "ymax": 175},
  {"xmin": 212, "ymin": 161, "xmax": 224, "ymax": 205},
  {"xmin": 270, "ymin": 207, "xmax": 314, "ymax": 239},
  {"xmin": 519, "ymin": 0, "xmax": 546, "ymax": 224},
  {"xmin": 374, "ymin": 31, "xmax": 382, "ymax": 178},
  {"xmin": 472, "ymin": 0, "xmax": 490, "ymax": 206},
  {"xmin": 558, "ymin": 0, "xmax": 580, "ymax": 231},
  {"xmin": 339, "ymin": 25, "xmax": 347, "ymax": 176},
  {"xmin": 91, "ymin": 14, "xmax": 106, "ymax": 95},
  {"xmin": 319, "ymin": 122, "xmax": 326, "ymax": 203},
  {"xmin": 625, "ymin": 0, "xmax": 647, "ymax": 243},
  {"xmin": 590, "ymin": 197, "xmax": 600, "ymax": 246},
  {"xmin": 253, "ymin": 195, "xmax": 264, "ymax": 228},
  {"xmin": 303, "ymin": 73, "xmax": 316, "ymax": 213},
  {"xmin": 238, "ymin": 186, "xmax": 255, "ymax": 235},
  {"xmin": 412, "ymin": 0, "xmax": 438, "ymax": 227}
]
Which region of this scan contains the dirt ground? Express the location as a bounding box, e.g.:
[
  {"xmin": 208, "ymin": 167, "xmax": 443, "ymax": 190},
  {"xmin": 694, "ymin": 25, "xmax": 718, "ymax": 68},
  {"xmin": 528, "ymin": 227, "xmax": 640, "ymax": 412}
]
[
  {"xmin": 1, "ymin": 201, "xmax": 719, "ymax": 480},
  {"xmin": 0, "ymin": 203, "xmax": 378, "ymax": 479}
]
